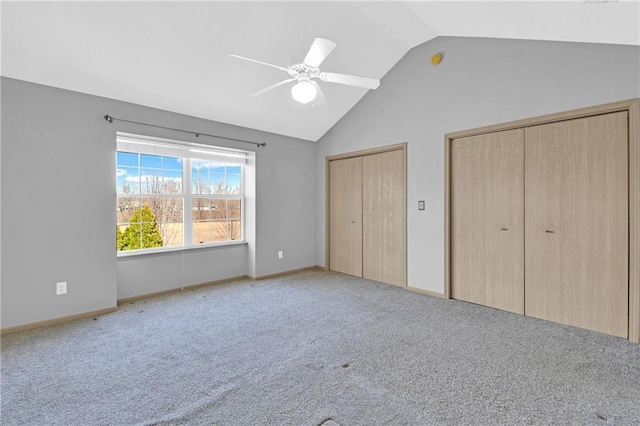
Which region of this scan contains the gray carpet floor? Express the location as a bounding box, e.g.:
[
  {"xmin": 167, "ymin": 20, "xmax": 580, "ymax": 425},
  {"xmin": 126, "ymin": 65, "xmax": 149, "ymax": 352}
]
[{"xmin": 2, "ymin": 271, "xmax": 640, "ymax": 425}]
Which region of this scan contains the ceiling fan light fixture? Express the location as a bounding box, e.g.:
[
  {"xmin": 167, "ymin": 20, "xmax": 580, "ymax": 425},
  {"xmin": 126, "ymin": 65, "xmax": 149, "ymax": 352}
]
[
  {"xmin": 291, "ymin": 79, "xmax": 317, "ymax": 104},
  {"xmin": 230, "ymin": 37, "xmax": 381, "ymax": 104}
]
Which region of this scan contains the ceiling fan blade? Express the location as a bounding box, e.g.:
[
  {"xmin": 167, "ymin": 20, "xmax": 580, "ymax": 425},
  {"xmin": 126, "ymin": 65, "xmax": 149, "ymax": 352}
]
[
  {"xmin": 229, "ymin": 54, "xmax": 290, "ymax": 73},
  {"xmin": 249, "ymin": 78, "xmax": 296, "ymax": 97},
  {"xmin": 310, "ymin": 81, "xmax": 327, "ymax": 107},
  {"xmin": 320, "ymin": 72, "xmax": 380, "ymax": 90},
  {"xmin": 303, "ymin": 38, "xmax": 336, "ymax": 67}
]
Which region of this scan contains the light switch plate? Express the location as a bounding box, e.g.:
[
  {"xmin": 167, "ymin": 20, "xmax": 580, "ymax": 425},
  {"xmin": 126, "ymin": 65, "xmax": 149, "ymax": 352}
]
[{"xmin": 418, "ymin": 201, "xmax": 425, "ymax": 211}]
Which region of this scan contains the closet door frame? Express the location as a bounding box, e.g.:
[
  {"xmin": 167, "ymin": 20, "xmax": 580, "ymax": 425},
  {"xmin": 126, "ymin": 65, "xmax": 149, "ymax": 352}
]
[
  {"xmin": 326, "ymin": 142, "xmax": 407, "ymax": 286},
  {"xmin": 444, "ymin": 99, "xmax": 640, "ymax": 343}
]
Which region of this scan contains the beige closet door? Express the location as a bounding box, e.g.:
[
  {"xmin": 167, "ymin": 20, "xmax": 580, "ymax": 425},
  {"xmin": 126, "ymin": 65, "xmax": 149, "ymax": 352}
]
[
  {"xmin": 525, "ymin": 112, "xmax": 628, "ymax": 337},
  {"xmin": 451, "ymin": 129, "xmax": 525, "ymax": 314},
  {"xmin": 362, "ymin": 150, "xmax": 406, "ymax": 287},
  {"xmin": 329, "ymin": 157, "xmax": 363, "ymax": 277}
]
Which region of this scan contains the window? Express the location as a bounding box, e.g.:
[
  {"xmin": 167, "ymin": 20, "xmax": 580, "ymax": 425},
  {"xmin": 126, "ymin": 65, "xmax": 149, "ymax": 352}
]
[{"xmin": 116, "ymin": 133, "xmax": 246, "ymax": 253}]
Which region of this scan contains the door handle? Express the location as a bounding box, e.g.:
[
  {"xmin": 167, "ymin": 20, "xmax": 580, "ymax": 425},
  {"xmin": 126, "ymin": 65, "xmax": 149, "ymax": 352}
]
[
  {"xmin": 545, "ymin": 230, "xmax": 555, "ymax": 233},
  {"xmin": 500, "ymin": 228, "xmax": 509, "ymax": 231}
]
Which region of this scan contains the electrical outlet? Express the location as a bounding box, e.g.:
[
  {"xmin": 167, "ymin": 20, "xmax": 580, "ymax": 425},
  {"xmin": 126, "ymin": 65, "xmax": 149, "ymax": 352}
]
[
  {"xmin": 278, "ymin": 251, "xmax": 283, "ymax": 259},
  {"xmin": 56, "ymin": 281, "xmax": 67, "ymax": 295}
]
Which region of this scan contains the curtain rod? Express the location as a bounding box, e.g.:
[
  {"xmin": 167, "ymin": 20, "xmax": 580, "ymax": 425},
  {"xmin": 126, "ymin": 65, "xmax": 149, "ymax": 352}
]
[{"xmin": 103, "ymin": 114, "xmax": 267, "ymax": 148}]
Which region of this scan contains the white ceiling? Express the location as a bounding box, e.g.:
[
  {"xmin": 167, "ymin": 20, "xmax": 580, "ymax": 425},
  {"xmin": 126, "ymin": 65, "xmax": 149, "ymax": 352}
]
[{"xmin": 2, "ymin": 1, "xmax": 639, "ymax": 142}]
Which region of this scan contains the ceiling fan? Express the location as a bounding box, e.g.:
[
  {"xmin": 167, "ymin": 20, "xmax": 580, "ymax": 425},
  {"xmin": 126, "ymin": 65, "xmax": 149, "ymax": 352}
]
[{"xmin": 230, "ymin": 37, "xmax": 380, "ymax": 104}]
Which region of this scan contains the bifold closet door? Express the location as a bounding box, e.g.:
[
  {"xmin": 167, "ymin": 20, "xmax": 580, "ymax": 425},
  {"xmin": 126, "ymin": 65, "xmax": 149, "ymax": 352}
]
[
  {"xmin": 525, "ymin": 112, "xmax": 629, "ymax": 337},
  {"xmin": 362, "ymin": 150, "xmax": 406, "ymax": 287},
  {"xmin": 451, "ymin": 129, "xmax": 525, "ymax": 314},
  {"xmin": 329, "ymin": 156, "xmax": 363, "ymax": 277}
]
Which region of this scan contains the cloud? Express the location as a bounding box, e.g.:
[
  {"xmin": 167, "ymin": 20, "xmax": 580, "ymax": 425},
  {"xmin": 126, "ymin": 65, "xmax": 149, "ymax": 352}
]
[
  {"xmin": 116, "ymin": 169, "xmax": 126, "ymax": 177},
  {"xmin": 124, "ymin": 175, "xmax": 182, "ymax": 183},
  {"xmin": 191, "ymin": 159, "xmax": 225, "ymax": 170}
]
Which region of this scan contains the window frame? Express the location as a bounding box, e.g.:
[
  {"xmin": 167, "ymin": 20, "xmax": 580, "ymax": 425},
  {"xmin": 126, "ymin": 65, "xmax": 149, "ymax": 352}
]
[{"xmin": 116, "ymin": 132, "xmax": 247, "ymax": 256}]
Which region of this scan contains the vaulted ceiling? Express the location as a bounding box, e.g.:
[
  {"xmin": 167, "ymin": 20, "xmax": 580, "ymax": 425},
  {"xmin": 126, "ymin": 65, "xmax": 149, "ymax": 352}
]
[{"xmin": 2, "ymin": 1, "xmax": 639, "ymax": 141}]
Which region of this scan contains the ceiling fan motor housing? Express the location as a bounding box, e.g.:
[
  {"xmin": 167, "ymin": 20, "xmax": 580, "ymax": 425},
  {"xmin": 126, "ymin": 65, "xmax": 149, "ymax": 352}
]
[{"xmin": 289, "ymin": 63, "xmax": 321, "ymax": 79}]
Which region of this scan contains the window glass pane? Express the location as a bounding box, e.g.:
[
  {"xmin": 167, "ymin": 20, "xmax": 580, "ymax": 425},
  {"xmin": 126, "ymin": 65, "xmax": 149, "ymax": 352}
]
[
  {"xmin": 117, "ymin": 196, "xmax": 137, "ymax": 226},
  {"xmin": 191, "ymin": 158, "xmax": 208, "ymax": 170},
  {"xmin": 193, "ymin": 198, "xmax": 211, "ymax": 244},
  {"xmin": 117, "ymin": 151, "xmax": 138, "ymax": 167},
  {"xmin": 226, "ymin": 199, "xmax": 242, "ymax": 240},
  {"xmin": 195, "ymin": 175, "xmax": 212, "ymax": 195},
  {"xmin": 116, "ymin": 198, "xmax": 149, "ymax": 251},
  {"xmin": 119, "ymin": 166, "xmax": 140, "ymax": 194},
  {"xmin": 116, "ymin": 170, "xmax": 126, "ymax": 194},
  {"xmin": 226, "ymin": 165, "xmax": 241, "ymax": 174},
  {"xmin": 163, "ymin": 169, "xmax": 182, "ymax": 194},
  {"xmin": 117, "ymin": 197, "xmax": 136, "ymax": 252},
  {"xmin": 140, "ymin": 154, "xmax": 162, "ymax": 168},
  {"xmin": 193, "ymin": 221, "xmax": 213, "ymax": 245},
  {"xmin": 163, "ymin": 156, "xmax": 182, "ymax": 171},
  {"xmin": 211, "ymin": 199, "xmax": 225, "ymax": 219},
  {"xmin": 192, "ymin": 160, "xmax": 211, "ymax": 195},
  {"xmin": 210, "ymin": 173, "xmax": 225, "ymax": 194},
  {"xmin": 214, "ymin": 220, "xmax": 228, "ymax": 242},
  {"xmin": 140, "ymin": 168, "xmax": 163, "ymax": 194},
  {"xmin": 191, "ymin": 164, "xmax": 202, "ymax": 194},
  {"xmin": 192, "ymin": 198, "xmax": 212, "ymax": 221},
  {"xmin": 227, "ymin": 199, "xmax": 241, "ymax": 219},
  {"xmin": 226, "ymin": 174, "xmax": 241, "ymax": 195},
  {"xmin": 116, "ymin": 197, "xmax": 182, "ymax": 251},
  {"xmin": 193, "ymin": 198, "xmax": 241, "ymax": 244},
  {"xmin": 158, "ymin": 198, "xmax": 183, "ymax": 247},
  {"xmin": 137, "ymin": 198, "xmax": 161, "ymax": 250}
]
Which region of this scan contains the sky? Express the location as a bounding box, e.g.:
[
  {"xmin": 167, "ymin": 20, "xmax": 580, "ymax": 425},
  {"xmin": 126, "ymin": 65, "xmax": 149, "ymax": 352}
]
[{"xmin": 116, "ymin": 151, "xmax": 242, "ymax": 195}]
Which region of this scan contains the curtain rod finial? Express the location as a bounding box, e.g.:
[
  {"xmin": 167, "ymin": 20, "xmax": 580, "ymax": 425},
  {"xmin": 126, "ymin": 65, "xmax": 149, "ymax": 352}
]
[{"xmin": 104, "ymin": 114, "xmax": 114, "ymax": 123}]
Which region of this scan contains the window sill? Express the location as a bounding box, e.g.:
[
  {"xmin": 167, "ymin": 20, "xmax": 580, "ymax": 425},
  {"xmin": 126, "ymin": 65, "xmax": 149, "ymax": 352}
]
[{"xmin": 116, "ymin": 240, "xmax": 248, "ymax": 258}]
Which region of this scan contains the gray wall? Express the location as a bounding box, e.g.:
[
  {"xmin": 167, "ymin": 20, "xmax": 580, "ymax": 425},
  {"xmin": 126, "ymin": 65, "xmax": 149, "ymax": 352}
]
[
  {"xmin": 1, "ymin": 77, "xmax": 317, "ymax": 329},
  {"xmin": 253, "ymin": 132, "xmax": 318, "ymax": 277},
  {"xmin": 116, "ymin": 245, "xmax": 249, "ymax": 300},
  {"xmin": 316, "ymin": 37, "xmax": 640, "ymax": 294},
  {"xmin": 4, "ymin": 37, "xmax": 639, "ymax": 329}
]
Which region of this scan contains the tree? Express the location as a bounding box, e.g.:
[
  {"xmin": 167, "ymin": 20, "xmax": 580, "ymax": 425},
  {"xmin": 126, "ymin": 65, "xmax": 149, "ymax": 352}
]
[
  {"xmin": 224, "ymin": 199, "xmax": 241, "ymax": 240},
  {"xmin": 141, "ymin": 177, "xmax": 182, "ymax": 247},
  {"xmin": 117, "ymin": 176, "xmax": 183, "ymax": 248},
  {"xmin": 116, "ymin": 226, "xmax": 125, "ymax": 251},
  {"xmin": 118, "ymin": 205, "xmax": 163, "ymax": 250}
]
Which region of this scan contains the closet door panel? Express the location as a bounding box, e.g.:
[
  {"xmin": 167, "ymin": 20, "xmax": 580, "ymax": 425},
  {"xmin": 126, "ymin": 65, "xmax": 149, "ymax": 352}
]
[
  {"xmin": 484, "ymin": 129, "xmax": 525, "ymax": 314},
  {"xmin": 451, "ymin": 136, "xmax": 486, "ymax": 305},
  {"xmin": 329, "ymin": 157, "xmax": 363, "ymax": 277},
  {"xmin": 451, "ymin": 130, "xmax": 524, "ymax": 313},
  {"xmin": 525, "ymin": 112, "xmax": 628, "ymax": 337},
  {"xmin": 362, "ymin": 150, "xmax": 406, "ymax": 287}
]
